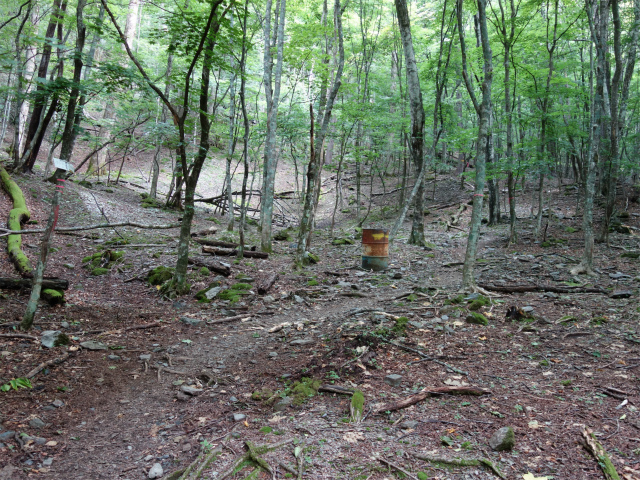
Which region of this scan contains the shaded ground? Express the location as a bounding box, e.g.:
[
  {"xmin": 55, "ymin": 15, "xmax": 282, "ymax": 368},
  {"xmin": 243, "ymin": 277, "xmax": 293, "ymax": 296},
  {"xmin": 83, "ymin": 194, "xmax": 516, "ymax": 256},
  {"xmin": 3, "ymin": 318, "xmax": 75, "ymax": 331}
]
[{"xmin": 1, "ymin": 160, "xmax": 640, "ymax": 480}]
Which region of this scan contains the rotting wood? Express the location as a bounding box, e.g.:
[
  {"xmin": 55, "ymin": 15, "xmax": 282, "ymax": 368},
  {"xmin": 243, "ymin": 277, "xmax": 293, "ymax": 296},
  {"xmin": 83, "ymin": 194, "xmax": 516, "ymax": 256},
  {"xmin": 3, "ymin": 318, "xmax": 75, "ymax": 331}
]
[
  {"xmin": 411, "ymin": 452, "xmax": 505, "ymax": 479},
  {"xmin": 190, "ymin": 227, "xmax": 218, "ymax": 237},
  {"xmin": 376, "ymin": 386, "xmax": 491, "ymax": 413},
  {"xmin": 25, "ymin": 352, "xmax": 71, "ymax": 379},
  {"xmin": 0, "ymin": 333, "xmax": 38, "ymax": 341},
  {"xmin": 202, "ymin": 246, "xmax": 268, "ymax": 259},
  {"xmin": 188, "ymin": 257, "xmax": 231, "ymax": 276},
  {"xmin": 257, "ymin": 273, "xmax": 278, "ymax": 294},
  {"xmin": 318, "ymin": 384, "xmax": 355, "ymax": 395},
  {"xmin": 208, "ymin": 314, "xmax": 252, "ymax": 325},
  {"xmin": 581, "ymin": 426, "xmax": 621, "ymax": 480},
  {"xmin": 479, "ymin": 282, "xmax": 606, "ymax": 294}
]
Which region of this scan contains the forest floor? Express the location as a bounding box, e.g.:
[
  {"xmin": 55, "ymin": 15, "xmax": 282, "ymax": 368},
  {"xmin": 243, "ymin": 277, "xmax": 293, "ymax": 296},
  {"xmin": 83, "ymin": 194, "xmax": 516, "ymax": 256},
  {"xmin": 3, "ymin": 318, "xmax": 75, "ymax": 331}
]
[{"xmin": 1, "ymin": 153, "xmax": 640, "ymax": 480}]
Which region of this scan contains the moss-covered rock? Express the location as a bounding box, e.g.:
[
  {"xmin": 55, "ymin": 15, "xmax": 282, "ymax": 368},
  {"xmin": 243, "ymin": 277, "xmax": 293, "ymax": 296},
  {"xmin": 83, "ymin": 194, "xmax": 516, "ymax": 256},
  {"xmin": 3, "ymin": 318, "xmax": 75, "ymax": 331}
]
[
  {"xmin": 91, "ymin": 267, "xmax": 109, "ymax": 276},
  {"xmin": 199, "ymin": 267, "xmax": 211, "ymax": 276},
  {"xmin": 290, "ymin": 377, "xmax": 321, "ymax": 405},
  {"xmin": 350, "ymin": 390, "xmax": 365, "ymax": 422},
  {"xmin": 393, "ymin": 316, "xmax": 409, "ymax": 333},
  {"xmin": 332, "ymin": 237, "xmax": 355, "ymax": 245},
  {"xmin": 468, "ymin": 295, "xmax": 490, "ymax": 311},
  {"xmin": 42, "ymin": 289, "xmax": 64, "ymax": 305},
  {"xmin": 621, "ymin": 252, "xmax": 640, "ymax": 259},
  {"xmin": 230, "ymin": 282, "xmax": 252, "ymax": 291},
  {"xmin": 466, "ymin": 312, "xmax": 488, "ymax": 325},
  {"xmin": 148, "ymin": 266, "xmax": 174, "ymax": 285}
]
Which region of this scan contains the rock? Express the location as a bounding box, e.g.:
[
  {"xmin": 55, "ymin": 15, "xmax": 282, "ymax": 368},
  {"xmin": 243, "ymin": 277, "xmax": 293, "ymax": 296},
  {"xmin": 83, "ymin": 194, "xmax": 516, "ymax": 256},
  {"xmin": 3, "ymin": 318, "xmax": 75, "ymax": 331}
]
[
  {"xmin": 60, "ymin": 321, "xmax": 69, "ymax": 329},
  {"xmin": 290, "ymin": 339, "xmax": 313, "ymax": 346},
  {"xmin": 144, "ymin": 455, "xmax": 154, "ymax": 462},
  {"xmin": 611, "ymin": 290, "xmax": 633, "ymax": 299},
  {"xmin": 180, "ymin": 385, "xmax": 203, "ymax": 396},
  {"xmin": 229, "ymin": 396, "xmax": 238, "ymax": 403},
  {"xmin": 232, "ymin": 413, "xmax": 246, "ymax": 422},
  {"xmin": 489, "ymin": 426, "xmax": 515, "ymax": 451},
  {"xmin": 392, "ymin": 272, "xmax": 403, "ymax": 279},
  {"xmin": 273, "ymin": 396, "xmax": 292, "ymax": 412},
  {"xmin": 33, "ymin": 437, "xmax": 46, "ymax": 445},
  {"xmin": 182, "ymin": 442, "xmax": 192, "ymax": 452},
  {"xmin": 52, "ymin": 399, "xmax": 64, "ymax": 408},
  {"xmin": 294, "ymin": 295, "xmax": 304, "ymax": 303},
  {"xmin": 269, "ymin": 352, "xmax": 278, "ymax": 357},
  {"xmin": 400, "ymin": 420, "xmax": 419, "ymax": 430},
  {"xmin": 522, "ymin": 306, "xmax": 534, "ymax": 313},
  {"xmin": 107, "ymin": 355, "xmax": 121, "ymax": 361},
  {"xmin": 80, "ymin": 340, "xmax": 108, "ymax": 350},
  {"xmin": 139, "ymin": 354, "xmax": 151, "ymax": 361},
  {"xmin": 41, "ymin": 330, "xmax": 63, "ymax": 349},
  {"xmin": 180, "ymin": 317, "xmax": 204, "ymax": 327},
  {"xmin": 29, "ymin": 418, "xmax": 46, "ymax": 429},
  {"xmin": 175, "ymin": 391, "xmax": 191, "ymax": 402},
  {"xmin": 63, "ymin": 263, "xmax": 75, "ymax": 269},
  {"xmin": 0, "ymin": 431, "xmax": 15, "ymax": 441},
  {"xmin": 42, "ymin": 458, "xmax": 53, "ymax": 466},
  {"xmin": 263, "ymin": 295, "xmax": 275, "ymax": 304},
  {"xmin": 148, "ymin": 463, "xmax": 163, "ymax": 479},
  {"xmin": 609, "ymin": 272, "xmax": 631, "ymax": 279},
  {"xmin": 384, "ymin": 374, "xmax": 403, "ymax": 387},
  {"xmin": 463, "ymin": 293, "xmax": 480, "ymax": 301}
]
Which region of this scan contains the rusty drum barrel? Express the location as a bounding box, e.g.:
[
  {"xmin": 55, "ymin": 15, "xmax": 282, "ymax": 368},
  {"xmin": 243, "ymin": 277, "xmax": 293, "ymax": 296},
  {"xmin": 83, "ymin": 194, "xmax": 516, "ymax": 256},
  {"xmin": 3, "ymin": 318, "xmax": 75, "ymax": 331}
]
[{"xmin": 361, "ymin": 228, "xmax": 389, "ymax": 271}]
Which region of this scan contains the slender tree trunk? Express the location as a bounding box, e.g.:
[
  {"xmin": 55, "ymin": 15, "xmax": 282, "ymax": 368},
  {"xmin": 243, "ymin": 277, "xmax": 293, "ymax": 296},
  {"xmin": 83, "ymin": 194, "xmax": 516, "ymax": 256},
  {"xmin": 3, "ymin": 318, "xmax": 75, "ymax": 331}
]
[{"xmin": 225, "ymin": 17, "xmax": 237, "ymax": 231}]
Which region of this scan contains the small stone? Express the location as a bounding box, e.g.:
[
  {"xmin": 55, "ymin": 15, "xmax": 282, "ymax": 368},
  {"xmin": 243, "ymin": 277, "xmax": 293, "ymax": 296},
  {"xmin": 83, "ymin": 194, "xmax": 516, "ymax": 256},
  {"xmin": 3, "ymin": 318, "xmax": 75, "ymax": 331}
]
[
  {"xmin": 29, "ymin": 418, "xmax": 46, "ymax": 429},
  {"xmin": 80, "ymin": 340, "xmax": 108, "ymax": 350},
  {"xmin": 609, "ymin": 272, "xmax": 630, "ymax": 279},
  {"xmin": 392, "ymin": 272, "xmax": 403, "ymax": 279},
  {"xmin": 41, "ymin": 330, "xmax": 62, "ymax": 349},
  {"xmin": 463, "ymin": 293, "xmax": 480, "ymax": 301},
  {"xmin": 0, "ymin": 431, "xmax": 15, "ymax": 441},
  {"xmin": 148, "ymin": 463, "xmax": 163, "ymax": 479},
  {"xmin": 204, "ymin": 287, "xmax": 221, "ymax": 300},
  {"xmin": 60, "ymin": 321, "xmax": 69, "ymax": 329},
  {"xmin": 232, "ymin": 413, "xmax": 246, "ymax": 422},
  {"xmin": 488, "ymin": 426, "xmax": 515, "ymax": 452},
  {"xmin": 263, "ymin": 295, "xmax": 275, "ymax": 304},
  {"xmin": 441, "ymin": 315, "xmax": 449, "ymax": 321},
  {"xmin": 182, "ymin": 443, "xmax": 192, "ymax": 452},
  {"xmin": 139, "ymin": 354, "xmax": 151, "ymax": 361},
  {"xmin": 52, "ymin": 399, "xmax": 64, "ymax": 408},
  {"xmin": 611, "ymin": 290, "xmax": 633, "ymax": 299},
  {"xmin": 229, "ymin": 396, "xmax": 238, "ymax": 403},
  {"xmin": 42, "ymin": 458, "xmax": 53, "ymax": 466},
  {"xmin": 180, "ymin": 385, "xmax": 203, "ymax": 396},
  {"xmin": 400, "ymin": 420, "xmax": 419, "ymax": 430},
  {"xmin": 34, "ymin": 437, "xmax": 47, "ymax": 445},
  {"xmin": 384, "ymin": 374, "xmax": 403, "ymax": 387},
  {"xmin": 175, "ymin": 391, "xmax": 191, "ymax": 402},
  {"xmin": 107, "ymin": 355, "xmax": 121, "ymax": 361},
  {"xmin": 144, "ymin": 455, "xmax": 154, "ymax": 462},
  {"xmin": 269, "ymin": 352, "xmax": 278, "ymax": 357},
  {"xmin": 290, "ymin": 339, "xmax": 313, "ymax": 346},
  {"xmin": 63, "ymin": 263, "xmax": 75, "ymax": 269},
  {"xmin": 180, "ymin": 317, "xmax": 204, "ymax": 327},
  {"xmin": 273, "ymin": 396, "xmax": 292, "ymax": 412},
  {"xmin": 522, "ymin": 306, "xmax": 534, "ymax": 313},
  {"xmin": 294, "ymin": 295, "xmax": 304, "ymax": 303}
]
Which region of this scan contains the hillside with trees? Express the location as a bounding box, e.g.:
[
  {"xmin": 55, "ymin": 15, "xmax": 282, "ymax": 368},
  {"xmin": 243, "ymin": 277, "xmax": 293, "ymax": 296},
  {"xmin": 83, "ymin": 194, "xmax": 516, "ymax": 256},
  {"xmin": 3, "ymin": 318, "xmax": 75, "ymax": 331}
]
[{"xmin": 0, "ymin": 0, "xmax": 639, "ymax": 478}]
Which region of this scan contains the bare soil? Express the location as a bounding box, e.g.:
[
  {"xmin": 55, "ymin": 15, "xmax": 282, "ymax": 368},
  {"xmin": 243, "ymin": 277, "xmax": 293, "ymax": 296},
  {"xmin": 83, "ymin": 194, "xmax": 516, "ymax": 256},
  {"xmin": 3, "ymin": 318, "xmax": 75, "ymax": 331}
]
[{"xmin": 1, "ymin": 155, "xmax": 640, "ymax": 480}]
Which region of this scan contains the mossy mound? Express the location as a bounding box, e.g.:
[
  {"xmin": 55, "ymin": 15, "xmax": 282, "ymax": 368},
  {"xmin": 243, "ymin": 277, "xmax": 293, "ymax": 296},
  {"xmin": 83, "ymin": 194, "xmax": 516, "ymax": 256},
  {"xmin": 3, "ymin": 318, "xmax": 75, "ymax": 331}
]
[
  {"xmin": 82, "ymin": 250, "xmax": 125, "ymax": 274},
  {"xmin": 466, "ymin": 312, "xmax": 488, "ymax": 325},
  {"xmin": 445, "ymin": 294, "xmax": 465, "ymax": 305},
  {"xmin": 194, "ymin": 281, "xmax": 222, "ymax": 302},
  {"xmin": 42, "ymin": 289, "xmax": 64, "ymax": 305},
  {"xmin": 91, "ymin": 267, "xmax": 109, "ymax": 276},
  {"xmin": 273, "ymin": 229, "xmax": 291, "ymax": 241},
  {"xmin": 199, "ymin": 267, "xmax": 211, "ymax": 276},
  {"xmin": 148, "ymin": 266, "xmax": 175, "ymax": 286},
  {"xmin": 350, "ymin": 390, "xmax": 365, "ymax": 422},
  {"xmin": 290, "ymin": 377, "xmax": 321, "ymax": 405},
  {"xmin": 468, "ymin": 295, "xmax": 490, "ymax": 311},
  {"xmin": 392, "ymin": 316, "xmax": 409, "ymax": 333},
  {"xmin": 141, "ymin": 196, "xmax": 160, "ymax": 209},
  {"xmin": 231, "ymin": 283, "xmax": 252, "ymax": 291},
  {"xmin": 621, "ymin": 252, "xmax": 640, "ymax": 259},
  {"xmin": 332, "ymin": 237, "xmax": 355, "ymax": 245}
]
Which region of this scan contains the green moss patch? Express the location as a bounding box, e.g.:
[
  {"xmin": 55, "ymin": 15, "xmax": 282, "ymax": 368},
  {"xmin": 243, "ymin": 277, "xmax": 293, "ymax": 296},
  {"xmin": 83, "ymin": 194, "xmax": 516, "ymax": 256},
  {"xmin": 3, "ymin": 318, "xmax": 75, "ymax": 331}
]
[
  {"xmin": 42, "ymin": 289, "xmax": 64, "ymax": 305},
  {"xmin": 91, "ymin": 267, "xmax": 109, "ymax": 276},
  {"xmin": 82, "ymin": 250, "xmax": 125, "ymax": 275},
  {"xmin": 393, "ymin": 316, "xmax": 409, "ymax": 334},
  {"xmin": 148, "ymin": 266, "xmax": 175, "ymax": 286},
  {"xmin": 290, "ymin": 377, "xmax": 321, "ymax": 405},
  {"xmin": 466, "ymin": 312, "xmax": 488, "ymax": 325},
  {"xmin": 468, "ymin": 295, "xmax": 489, "ymax": 311},
  {"xmin": 0, "ymin": 167, "xmax": 33, "ymax": 275}
]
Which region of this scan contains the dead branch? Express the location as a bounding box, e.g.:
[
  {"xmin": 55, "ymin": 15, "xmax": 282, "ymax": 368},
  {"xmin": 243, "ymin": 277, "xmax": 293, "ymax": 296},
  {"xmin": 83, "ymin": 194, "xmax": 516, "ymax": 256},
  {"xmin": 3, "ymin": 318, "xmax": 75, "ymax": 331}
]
[
  {"xmin": 479, "ymin": 283, "xmax": 606, "ymax": 294},
  {"xmin": 411, "ymin": 453, "xmax": 505, "ymax": 479},
  {"xmin": 378, "ymin": 458, "xmax": 418, "ymax": 480},
  {"xmin": 257, "ymin": 273, "xmax": 278, "ymax": 295},
  {"xmin": 202, "ymin": 246, "xmax": 268, "ymax": 259},
  {"xmin": 25, "ymin": 352, "xmax": 71, "ymax": 379},
  {"xmin": 0, "ymin": 221, "xmax": 180, "ymax": 237},
  {"xmin": 581, "ymin": 426, "xmax": 621, "ymax": 480},
  {"xmin": 376, "ymin": 386, "xmax": 491, "ymax": 413},
  {"xmin": 208, "ymin": 314, "xmax": 252, "ymax": 325},
  {"xmin": 318, "ymin": 384, "xmax": 355, "ymax": 395},
  {"xmin": 0, "ymin": 333, "xmax": 38, "ymax": 341}
]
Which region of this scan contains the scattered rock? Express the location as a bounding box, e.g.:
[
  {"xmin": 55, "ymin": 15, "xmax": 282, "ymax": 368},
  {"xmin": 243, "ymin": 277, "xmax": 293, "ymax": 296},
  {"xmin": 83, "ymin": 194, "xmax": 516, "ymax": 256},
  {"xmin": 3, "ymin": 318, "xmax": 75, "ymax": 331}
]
[
  {"xmin": 263, "ymin": 295, "xmax": 275, "ymax": 304},
  {"xmin": 180, "ymin": 385, "xmax": 203, "ymax": 396},
  {"xmin": 400, "ymin": 420, "xmax": 419, "ymax": 430},
  {"xmin": 29, "ymin": 418, "xmax": 46, "ymax": 429},
  {"xmin": 180, "ymin": 317, "xmax": 204, "ymax": 327},
  {"xmin": 522, "ymin": 306, "xmax": 534, "ymax": 313},
  {"xmin": 139, "ymin": 354, "xmax": 151, "ymax": 361},
  {"xmin": 107, "ymin": 355, "xmax": 121, "ymax": 361},
  {"xmin": 80, "ymin": 340, "xmax": 108, "ymax": 350},
  {"xmin": 384, "ymin": 374, "xmax": 403, "ymax": 387},
  {"xmin": 611, "ymin": 290, "xmax": 633, "ymax": 299},
  {"xmin": 290, "ymin": 339, "xmax": 314, "ymax": 346},
  {"xmin": 273, "ymin": 396, "xmax": 292, "ymax": 412},
  {"xmin": 42, "ymin": 458, "xmax": 53, "ymax": 466},
  {"xmin": 294, "ymin": 295, "xmax": 304, "ymax": 303},
  {"xmin": 488, "ymin": 426, "xmax": 515, "ymax": 451},
  {"xmin": 148, "ymin": 463, "xmax": 163, "ymax": 479},
  {"xmin": 0, "ymin": 431, "xmax": 15, "ymax": 441},
  {"xmin": 609, "ymin": 272, "xmax": 631, "ymax": 279},
  {"xmin": 52, "ymin": 399, "xmax": 64, "ymax": 408},
  {"xmin": 232, "ymin": 413, "xmax": 246, "ymax": 422},
  {"xmin": 229, "ymin": 396, "xmax": 238, "ymax": 403},
  {"xmin": 41, "ymin": 330, "xmax": 63, "ymax": 349},
  {"xmin": 269, "ymin": 352, "xmax": 278, "ymax": 357}
]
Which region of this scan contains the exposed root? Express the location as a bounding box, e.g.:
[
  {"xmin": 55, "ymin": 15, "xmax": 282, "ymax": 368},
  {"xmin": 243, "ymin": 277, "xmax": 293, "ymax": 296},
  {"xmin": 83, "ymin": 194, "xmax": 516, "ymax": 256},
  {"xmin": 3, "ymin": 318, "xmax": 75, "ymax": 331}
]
[
  {"xmin": 570, "ymin": 262, "xmax": 595, "ymax": 276},
  {"xmin": 411, "ymin": 452, "xmax": 506, "ymax": 479}
]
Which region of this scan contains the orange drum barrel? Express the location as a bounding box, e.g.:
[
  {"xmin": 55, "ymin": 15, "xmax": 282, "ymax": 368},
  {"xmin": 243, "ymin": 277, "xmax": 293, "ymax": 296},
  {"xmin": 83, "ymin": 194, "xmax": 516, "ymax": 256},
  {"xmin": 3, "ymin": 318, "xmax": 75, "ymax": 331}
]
[{"xmin": 361, "ymin": 228, "xmax": 389, "ymax": 271}]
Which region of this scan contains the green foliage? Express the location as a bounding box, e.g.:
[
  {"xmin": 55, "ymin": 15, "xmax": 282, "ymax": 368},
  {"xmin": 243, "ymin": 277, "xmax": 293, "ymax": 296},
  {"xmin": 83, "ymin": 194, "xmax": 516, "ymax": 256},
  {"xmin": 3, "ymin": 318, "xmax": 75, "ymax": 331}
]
[
  {"xmin": 392, "ymin": 316, "xmax": 409, "ymax": 333},
  {"xmin": 445, "ymin": 294, "xmax": 465, "ymax": 305},
  {"xmin": 1, "ymin": 377, "xmax": 32, "ymax": 393},
  {"xmin": 199, "ymin": 267, "xmax": 210, "ymax": 276}
]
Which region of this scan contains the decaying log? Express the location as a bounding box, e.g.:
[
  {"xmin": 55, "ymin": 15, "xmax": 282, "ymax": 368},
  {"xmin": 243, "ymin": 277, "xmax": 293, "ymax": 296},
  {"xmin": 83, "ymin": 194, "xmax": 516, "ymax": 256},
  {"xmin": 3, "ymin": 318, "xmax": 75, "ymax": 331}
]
[
  {"xmin": 318, "ymin": 384, "xmax": 355, "ymax": 395},
  {"xmin": 376, "ymin": 386, "xmax": 491, "ymax": 413},
  {"xmin": 0, "ymin": 221, "xmax": 181, "ymax": 236},
  {"xmin": 208, "ymin": 314, "xmax": 252, "ymax": 325},
  {"xmin": 0, "ymin": 277, "xmax": 69, "ymax": 290},
  {"xmin": 188, "ymin": 257, "xmax": 231, "ymax": 276},
  {"xmin": 191, "ymin": 227, "xmax": 217, "ymax": 237},
  {"xmin": 257, "ymin": 273, "xmax": 278, "ymax": 295},
  {"xmin": 581, "ymin": 426, "xmax": 621, "ymax": 480},
  {"xmin": 194, "ymin": 238, "xmax": 256, "ymax": 250},
  {"xmin": 202, "ymin": 246, "xmax": 268, "ymax": 259},
  {"xmin": 479, "ymin": 283, "xmax": 606, "ymax": 294},
  {"xmin": 1, "ymin": 166, "xmax": 33, "ymax": 276}
]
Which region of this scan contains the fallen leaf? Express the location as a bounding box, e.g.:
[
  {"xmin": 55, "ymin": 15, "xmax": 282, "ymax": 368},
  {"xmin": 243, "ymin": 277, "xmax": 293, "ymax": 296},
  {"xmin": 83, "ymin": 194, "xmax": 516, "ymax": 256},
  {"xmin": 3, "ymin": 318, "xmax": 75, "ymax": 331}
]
[
  {"xmin": 522, "ymin": 473, "xmax": 549, "ymax": 480},
  {"xmin": 528, "ymin": 420, "xmax": 540, "ymax": 429}
]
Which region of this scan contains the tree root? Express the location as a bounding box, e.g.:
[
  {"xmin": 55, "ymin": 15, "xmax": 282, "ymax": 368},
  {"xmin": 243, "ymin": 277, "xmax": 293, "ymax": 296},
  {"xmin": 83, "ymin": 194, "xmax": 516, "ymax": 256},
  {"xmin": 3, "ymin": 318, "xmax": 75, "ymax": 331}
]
[
  {"xmin": 581, "ymin": 426, "xmax": 621, "ymax": 480},
  {"xmin": 412, "ymin": 453, "xmax": 505, "ymax": 479},
  {"xmin": 570, "ymin": 262, "xmax": 595, "ymax": 276},
  {"xmin": 216, "ymin": 440, "xmax": 293, "ymax": 480},
  {"xmin": 376, "ymin": 386, "xmax": 491, "ymax": 413},
  {"xmin": 379, "ymin": 457, "xmax": 418, "ymax": 480}
]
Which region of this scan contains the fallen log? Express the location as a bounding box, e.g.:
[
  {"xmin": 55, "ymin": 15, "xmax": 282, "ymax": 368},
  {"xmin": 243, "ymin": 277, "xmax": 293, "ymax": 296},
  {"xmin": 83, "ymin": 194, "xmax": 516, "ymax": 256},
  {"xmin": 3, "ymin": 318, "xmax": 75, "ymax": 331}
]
[
  {"xmin": 191, "ymin": 227, "xmax": 217, "ymax": 237},
  {"xmin": 581, "ymin": 426, "xmax": 621, "ymax": 480},
  {"xmin": 0, "ymin": 277, "xmax": 69, "ymax": 290},
  {"xmin": 202, "ymin": 246, "xmax": 268, "ymax": 259},
  {"xmin": 208, "ymin": 314, "xmax": 252, "ymax": 325},
  {"xmin": 318, "ymin": 384, "xmax": 355, "ymax": 395},
  {"xmin": 257, "ymin": 273, "xmax": 278, "ymax": 295},
  {"xmin": 376, "ymin": 386, "xmax": 491, "ymax": 413},
  {"xmin": 188, "ymin": 257, "xmax": 231, "ymax": 276},
  {"xmin": 194, "ymin": 238, "xmax": 256, "ymax": 250},
  {"xmin": 0, "ymin": 166, "xmax": 33, "ymax": 276},
  {"xmin": 479, "ymin": 283, "xmax": 606, "ymax": 294}
]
